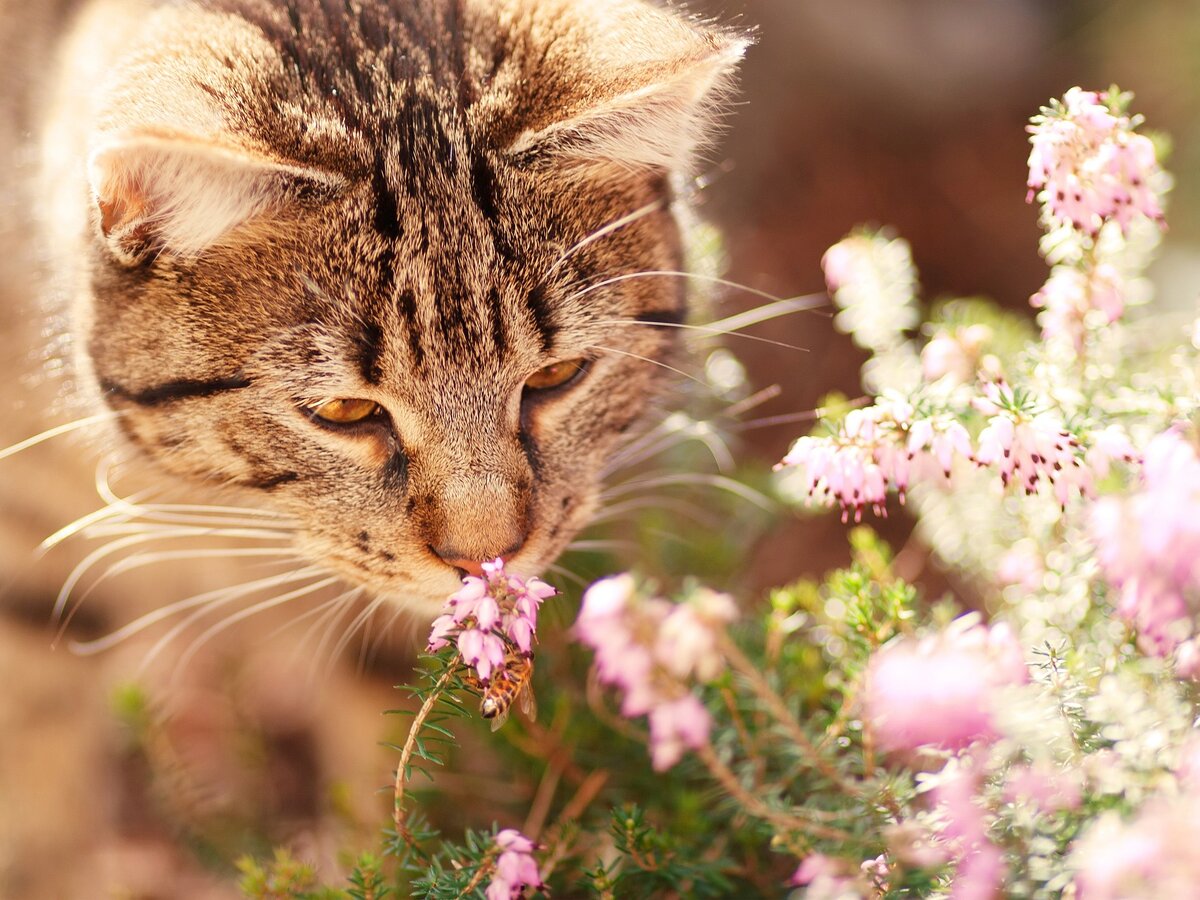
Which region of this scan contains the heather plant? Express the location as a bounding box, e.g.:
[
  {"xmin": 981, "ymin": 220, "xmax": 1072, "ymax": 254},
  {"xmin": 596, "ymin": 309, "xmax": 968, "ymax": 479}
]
[{"xmin": 237, "ymin": 87, "xmax": 1200, "ymax": 898}]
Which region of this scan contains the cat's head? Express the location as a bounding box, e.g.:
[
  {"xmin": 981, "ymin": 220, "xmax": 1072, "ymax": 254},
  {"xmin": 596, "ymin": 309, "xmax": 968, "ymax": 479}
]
[{"xmin": 74, "ymin": 0, "xmax": 745, "ymax": 614}]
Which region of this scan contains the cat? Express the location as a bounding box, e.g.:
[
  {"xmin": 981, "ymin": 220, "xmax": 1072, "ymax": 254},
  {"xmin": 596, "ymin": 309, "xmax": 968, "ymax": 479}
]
[{"xmin": 0, "ymin": 0, "xmax": 746, "ymax": 628}]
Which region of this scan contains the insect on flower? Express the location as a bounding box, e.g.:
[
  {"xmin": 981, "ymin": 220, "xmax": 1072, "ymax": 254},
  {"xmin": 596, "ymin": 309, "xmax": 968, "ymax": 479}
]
[{"xmin": 464, "ymin": 649, "xmax": 537, "ymax": 731}]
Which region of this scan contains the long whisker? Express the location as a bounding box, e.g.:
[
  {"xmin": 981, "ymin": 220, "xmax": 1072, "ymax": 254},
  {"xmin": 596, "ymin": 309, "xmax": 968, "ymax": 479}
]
[
  {"xmin": 169, "ymin": 575, "xmax": 341, "ymax": 678},
  {"xmin": 546, "ymin": 200, "xmax": 665, "ymax": 279},
  {"xmin": 596, "ymin": 319, "xmax": 807, "ymax": 352},
  {"xmin": 587, "ymin": 495, "xmax": 723, "ymax": 528},
  {"xmin": 68, "ymin": 565, "xmax": 326, "ymax": 656},
  {"xmin": 588, "ymin": 345, "xmax": 705, "ymax": 386},
  {"xmin": 0, "ymin": 411, "xmax": 119, "ymax": 463},
  {"xmin": 600, "ymin": 472, "xmax": 774, "ymax": 510},
  {"xmin": 569, "ymin": 271, "xmax": 826, "ymax": 313},
  {"xmin": 704, "ymin": 293, "xmax": 831, "ymax": 334},
  {"xmin": 544, "ymin": 562, "xmax": 589, "ymax": 590}
]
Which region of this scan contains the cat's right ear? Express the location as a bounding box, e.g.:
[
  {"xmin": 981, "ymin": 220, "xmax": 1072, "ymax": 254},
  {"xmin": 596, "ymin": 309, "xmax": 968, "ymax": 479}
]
[{"xmin": 87, "ymin": 134, "xmax": 342, "ymax": 266}]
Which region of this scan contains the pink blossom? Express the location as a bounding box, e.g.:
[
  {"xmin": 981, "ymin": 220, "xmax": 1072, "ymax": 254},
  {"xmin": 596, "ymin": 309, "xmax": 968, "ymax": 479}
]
[
  {"xmin": 426, "ymin": 558, "xmax": 556, "ymax": 687},
  {"xmin": 486, "ymin": 828, "xmax": 543, "ymax": 900},
  {"xmin": 1073, "ymin": 795, "xmax": 1200, "ymax": 899},
  {"xmin": 575, "ymin": 577, "xmax": 731, "ymax": 770},
  {"xmin": 647, "ymin": 694, "xmax": 711, "ymax": 771},
  {"xmin": 864, "ymin": 621, "xmax": 1028, "ymax": 754},
  {"xmin": 1027, "ymin": 87, "xmax": 1164, "ymax": 237},
  {"xmin": 1092, "ymin": 430, "xmax": 1200, "ymax": 654},
  {"xmin": 1003, "ymin": 763, "xmax": 1082, "ymax": 813},
  {"xmin": 933, "ymin": 765, "xmax": 1007, "ymax": 900},
  {"xmin": 776, "ymin": 400, "xmax": 970, "ymax": 522},
  {"xmin": 972, "ymin": 386, "xmax": 1092, "ymax": 507},
  {"xmin": 789, "ymin": 854, "xmax": 862, "ymax": 898}
]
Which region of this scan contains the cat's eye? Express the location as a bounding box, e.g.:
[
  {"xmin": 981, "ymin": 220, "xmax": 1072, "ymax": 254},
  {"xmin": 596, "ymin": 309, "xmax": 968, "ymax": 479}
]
[
  {"xmin": 524, "ymin": 358, "xmax": 588, "ymax": 392},
  {"xmin": 306, "ymin": 398, "xmax": 383, "ymax": 425}
]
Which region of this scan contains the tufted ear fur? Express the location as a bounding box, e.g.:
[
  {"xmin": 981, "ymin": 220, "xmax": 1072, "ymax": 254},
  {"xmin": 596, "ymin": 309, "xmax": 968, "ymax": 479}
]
[
  {"xmin": 87, "ymin": 134, "xmax": 342, "ymax": 265},
  {"xmin": 507, "ymin": 10, "xmax": 748, "ymax": 175}
]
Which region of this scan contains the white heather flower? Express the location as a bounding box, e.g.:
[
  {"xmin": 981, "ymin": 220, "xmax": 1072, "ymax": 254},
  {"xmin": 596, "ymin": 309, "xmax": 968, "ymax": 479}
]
[
  {"xmin": 1027, "ymin": 87, "xmax": 1165, "ymax": 237},
  {"xmin": 1030, "ymin": 263, "xmax": 1126, "ymax": 349},
  {"xmin": 921, "ymin": 324, "xmax": 993, "ymax": 385},
  {"xmin": 823, "ymin": 230, "xmax": 920, "ymax": 354}
]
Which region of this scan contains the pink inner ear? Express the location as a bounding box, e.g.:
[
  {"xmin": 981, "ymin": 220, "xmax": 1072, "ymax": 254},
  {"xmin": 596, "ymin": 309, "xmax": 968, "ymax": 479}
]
[{"xmin": 97, "ymin": 171, "xmax": 148, "ymax": 238}]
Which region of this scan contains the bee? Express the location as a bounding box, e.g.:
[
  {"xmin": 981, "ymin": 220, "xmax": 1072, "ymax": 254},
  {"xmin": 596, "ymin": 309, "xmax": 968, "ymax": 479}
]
[{"xmin": 468, "ymin": 653, "xmax": 537, "ymax": 731}]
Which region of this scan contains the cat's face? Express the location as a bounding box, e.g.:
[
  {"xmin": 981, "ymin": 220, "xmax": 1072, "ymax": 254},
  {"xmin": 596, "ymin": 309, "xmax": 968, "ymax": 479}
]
[{"xmin": 68, "ymin": 0, "xmax": 744, "ymax": 615}]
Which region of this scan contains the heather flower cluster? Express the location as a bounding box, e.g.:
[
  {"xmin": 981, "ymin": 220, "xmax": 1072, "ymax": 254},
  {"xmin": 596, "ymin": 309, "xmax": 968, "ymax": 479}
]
[
  {"xmin": 1093, "ymin": 430, "xmax": 1200, "ymax": 655},
  {"xmin": 1027, "ymin": 86, "xmax": 1164, "ymax": 237},
  {"xmin": 776, "ymin": 398, "xmax": 970, "ymax": 522},
  {"xmin": 485, "ymin": 829, "xmax": 543, "ymax": 900},
  {"xmin": 426, "ymin": 558, "xmax": 555, "ymax": 683},
  {"xmin": 574, "ymin": 575, "xmax": 736, "ymax": 770}
]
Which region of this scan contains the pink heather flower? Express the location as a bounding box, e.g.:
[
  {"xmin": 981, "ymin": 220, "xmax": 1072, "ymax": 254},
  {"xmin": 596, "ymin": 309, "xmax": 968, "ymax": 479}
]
[
  {"xmin": 1092, "ymin": 430, "xmax": 1200, "ymax": 654},
  {"xmin": 789, "ymin": 854, "xmax": 862, "ymax": 897},
  {"xmin": 864, "ymin": 620, "xmax": 1028, "ymax": 754},
  {"xmin": 776, "ymin": 399, "xmax": 970, "ymax": 522},
  {"xmin": 933, "ymin": 765, "xmax": 1006, "ymax": 900},
  {"xmin": 486, "ymin": 828, "xmax": 542, "ymax": 900},
  {"xmin": 1073, "ymin": 795, "xmax": 1200, "ymax": 899},
  {"xmin": 656, "ymin": 588, "xmax": 737, "ymax": 682},
  {"xmin": 972, "ymin": 385, "xmax": 1092, "ymax": 507},
  {"xmin": 575, "ymin": 577, "xmax": 732, "ymax": 770},
  {"xmin": 426, "ymin": 558, "xmax": 555, "ymax": 685},
  {"xmin": 1027, "ymin": 87, "xmax": 1165, "ymax": 237},
  {"xmin": 647, "ymin": 694, "xmax": 711, "ymax": 770}
]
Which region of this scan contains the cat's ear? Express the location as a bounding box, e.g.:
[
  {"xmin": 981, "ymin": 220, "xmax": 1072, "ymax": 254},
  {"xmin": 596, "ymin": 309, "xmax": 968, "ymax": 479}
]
[
  {"xmin": 87, "ymin": 134, "xmax": 342, "ymax": 265},
  {"xmin": 506, "ymin": 16, "xmax": 749, "ymax": 175}
]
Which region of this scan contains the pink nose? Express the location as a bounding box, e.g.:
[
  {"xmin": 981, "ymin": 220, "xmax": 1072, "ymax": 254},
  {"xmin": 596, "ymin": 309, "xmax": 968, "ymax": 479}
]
[{"xmin": 442, "ymin": 558, "xmax": 485, "ymax": 577}]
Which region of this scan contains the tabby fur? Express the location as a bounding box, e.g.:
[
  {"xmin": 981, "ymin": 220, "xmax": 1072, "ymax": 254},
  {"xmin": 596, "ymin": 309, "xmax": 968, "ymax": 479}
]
[{"xmin": 0, "ymin": 0, "xmax": 745, "ymax": 617}]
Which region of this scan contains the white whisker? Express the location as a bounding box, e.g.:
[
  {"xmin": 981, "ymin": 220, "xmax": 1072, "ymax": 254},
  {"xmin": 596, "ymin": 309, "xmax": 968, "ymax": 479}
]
[
  {"xmin": 587, "ymin": 495, "xmax": 721, "ymax": 528},
  {"xmin": 0, "ymin": 412, "xmax": 119, "ymax": 464},
  {"xmin": 596, "ymin": 319, "xmax": 807, "ymax": 352},
  {"xmin": 169, "ymin": 574, "xmax": 341, "ymax": 678},
  {"xmin": 588, "ymin": 345, "xmax": 705, "ymax": 386},
  {"xmin": 68, "ymin": 565, "xmax": 326, "ymax": 656},
  {"xmin": 569, "ymin": 271, "xmax": 825, "ymax": 314},
  {"xmin": 101, "ymin": 546, "xmax": 299, "ymax": 581},
  {"xmin": 600, "ymin": 472, "xmax": 773, "ymax": 511},
  {"xmin": 564, "ymin": 539, "xmax": 639, "ymax": 553},
  {"xmin": 546, "ymin": 200, "xmax": 665, "ymax": 279},
  {"xmin": 704, "ymin": 293, "xmax": 831, "ymax": 334},
  {"xmin": 545, "ymin": 562, "xmax": 589, "ymax": 590}
]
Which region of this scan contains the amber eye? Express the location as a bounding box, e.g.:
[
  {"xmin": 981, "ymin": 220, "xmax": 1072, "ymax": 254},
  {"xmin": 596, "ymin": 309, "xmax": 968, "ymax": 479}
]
[
  {"xmin": 307, "ymin": 398, "xmax": 382, "ymax": 425},
  {"xmin": 524, "ymin": 358, "xmax": 587, "ymax": 392}
]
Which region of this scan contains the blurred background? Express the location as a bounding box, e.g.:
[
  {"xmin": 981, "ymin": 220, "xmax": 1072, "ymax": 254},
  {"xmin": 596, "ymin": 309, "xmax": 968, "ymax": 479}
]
[{"xmin": 3, "ymin": 1, "xmax": 1199, "ymax": 896}]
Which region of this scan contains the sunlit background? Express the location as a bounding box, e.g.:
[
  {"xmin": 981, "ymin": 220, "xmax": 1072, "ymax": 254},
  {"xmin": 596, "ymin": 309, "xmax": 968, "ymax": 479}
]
[{"xmin": 2, "ymin": 2, "xmax": 1198, "ymax": 896}]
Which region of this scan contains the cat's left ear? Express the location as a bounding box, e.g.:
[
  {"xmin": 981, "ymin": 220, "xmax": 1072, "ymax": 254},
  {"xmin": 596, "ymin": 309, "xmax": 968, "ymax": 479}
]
[
  {"xmin": 87, "ymin": 133, "xmax": 342, "ymax": 265},
  {"xmin": 506, "ymin": 12, "xmax": 750, "ymax": 175}
]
